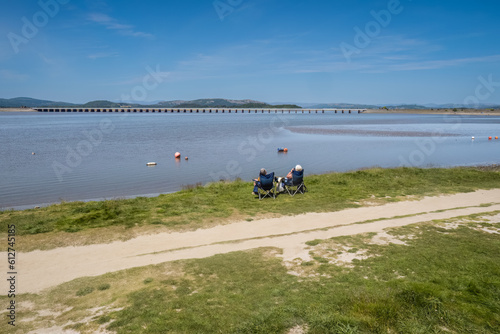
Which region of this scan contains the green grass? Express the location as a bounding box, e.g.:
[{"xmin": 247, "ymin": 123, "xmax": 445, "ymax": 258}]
[
  {"xmin": 76, "ymin": 286, "xmax": 94, "ymax": 297},
  {"xmin": 305, "ymin": 239, "xmax": 323, "ymax": 246},
  {"xmin": 2, "ymin": 167, "xmax": 500, "ymax": 251},
  {"xmin": 8, "ymin": 214, "xmax": 499, "ymax": 333},
  {"xmin": 102, "ymin": 220, "xmax": 500, "ymax": 333},
  {"xmin": 97, "ymin": 283, "xmax": 111, "ymax": 291}
]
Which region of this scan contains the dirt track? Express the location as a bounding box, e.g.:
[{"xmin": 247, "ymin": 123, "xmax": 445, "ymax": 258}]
[{"xmin": 5, "ymin": 189, "xmax": 500, "ymax": 294}]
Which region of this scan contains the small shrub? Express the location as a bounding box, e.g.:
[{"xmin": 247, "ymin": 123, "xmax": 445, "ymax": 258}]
[
  {"xmin": 76, "ymin": 286, "xmax": 94, "ymax": 296},
  {"xmin": 306, "ymin": 239, "xmax": 322, "ymax": 246},
  {"xmin": 96, "ymin": 315, "xmax": 111, "ymax": 324},
  {"xmin": 313, "ymin": 256, "xmax": 329, "ymax": 263},
  {"xmin": 97, "ymin": 283, "xmax": 111, "ymax": 291},
  {"xmin": 175, "ymin": 285, "xmax": 191, "ymax": 296}
]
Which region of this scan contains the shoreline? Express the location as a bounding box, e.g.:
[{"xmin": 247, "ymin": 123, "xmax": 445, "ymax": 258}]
[
  {"xmin": 363, "ymin": 108, "xmax": 500, "ymax": 115},
  {"xmin": 0, "ymin": 107, "xmax": 37, "ymax": 112},
  {"xmin": 2, "ymin": 165, "xmax": 499, "ymax": 212},
  {"xmin": 0, "ymin": 190, "xmax": 171, "ymax": 212}
]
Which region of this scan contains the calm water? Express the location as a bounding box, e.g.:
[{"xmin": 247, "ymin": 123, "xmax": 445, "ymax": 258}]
[{"xmin": 1, "ymin": 111, "xmax": 499, "ymax": 209}]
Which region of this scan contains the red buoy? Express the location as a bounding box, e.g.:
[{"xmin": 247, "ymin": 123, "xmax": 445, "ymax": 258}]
[
  {"xmin": 175, "ymin": 152, "xmax": 181, "ymax": 158},
  {"xmin": 488, "ymin": 137, "xmax": 492, "ymax": 140}
]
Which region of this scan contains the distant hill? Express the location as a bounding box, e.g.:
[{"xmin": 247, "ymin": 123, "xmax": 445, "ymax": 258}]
[
  {"xmin": 0, "ymin": 97, "xmax": 75, "ymax": 108},
  {"xmin": 79, "ymin": 100, "xmax": 126, "ymax": 108},
  {"xmin": 270, "ymin": 102, "xmax": 319, "ymax": 108},
  {"xmin": 156, "ymin": 98, "xmax": 266, "ymax": 108},
  {"xmin": 0, "ymin": 97, "xmax": 302, "ymax": 109},
  {"xmin": 308, "ymin": 103, "xmax": 495, "ymax": 110},
  {"xmin": 172, "ymin": 102, "xmax": 302, "ymax": 109},
  {"xmin": 1, "ymin": 97, "xmax": 498, "ymax": 109},
  {"xmin": 422, "ymin": 103, "xmax": 499, "ymax": 109},
  {"xmin": 385, "ymin": 104, "xmax": 428, "ymax": 110},
  {"xmin": 310, "ymin": 103, "xmax": 379, "ymax": 109}
]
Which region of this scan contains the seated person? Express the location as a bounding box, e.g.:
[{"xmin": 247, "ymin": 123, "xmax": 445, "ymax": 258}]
[
  {"xmin": 285, "ymin": 164, "xmax": 303, "ymax": 185},
  {"xmin": 252, "ymin": 168, "xmax": 267, "ymax": 195}
]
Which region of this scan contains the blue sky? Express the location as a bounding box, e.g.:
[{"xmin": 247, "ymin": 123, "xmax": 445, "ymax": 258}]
[{"xmin": 1, "ymin": 0, "xmax": 500, "ymax": 105}]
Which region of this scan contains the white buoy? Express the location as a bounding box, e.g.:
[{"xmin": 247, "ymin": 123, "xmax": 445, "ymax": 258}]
[
  {"xmin": 471, "ymin": 136, "xmax": 475, "ymax": 140},
  {"xmin": 146, "ymin": 162, "xmax": 157, "ymax": 166}
]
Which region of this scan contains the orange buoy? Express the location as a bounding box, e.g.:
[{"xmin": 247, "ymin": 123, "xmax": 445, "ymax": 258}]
[
  {"xmin": 185, "ymin": 156, "xmax": 188, "ymax": 160},
  {"xmin": 488, "ymin": 136, "xmax": 492, "ymax": 140},
  {"xmin": 283, "ymin": 148, "xmax": 288, "ymax": 152},
  {"xmin": 175, "ymin": 152, "xmax": 181, "ymax": 158},
  {"xmin": 496, "ymin": 136, "xmax": 499, "ymax": 140}
]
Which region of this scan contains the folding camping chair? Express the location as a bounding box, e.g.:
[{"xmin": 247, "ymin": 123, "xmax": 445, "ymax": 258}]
[
  {"xmin": 284, "ymin": 169, "xmax": 307, "ymax": 196},
  {"xmin": 257, "ymin": 172, "xmax": 276, "ymax": 200}
]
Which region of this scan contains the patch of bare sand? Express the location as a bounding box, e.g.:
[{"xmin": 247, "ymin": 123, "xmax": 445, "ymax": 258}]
[
  {"xmin": 3, "ymin": 189, "xmax": 500, "ymax": 294},
  {"xmin": 287, "ymin": 324, "xmax": 309, "ymax": 334},
  {"xmin": 439, "ymin": 212, "xmax": 500, "ymax": 234},
  {"xmin": 369, "ymin": 231, "xmax": 408, "ymax": 245},
  {"xmin": 27, "ymin": 327, "xmax": 79, "ymax": 334}
]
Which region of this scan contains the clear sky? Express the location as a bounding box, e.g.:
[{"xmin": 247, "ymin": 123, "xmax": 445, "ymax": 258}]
[{"xmin": 1, "ymin": 0, "xmax": 500, "ymax": 105}]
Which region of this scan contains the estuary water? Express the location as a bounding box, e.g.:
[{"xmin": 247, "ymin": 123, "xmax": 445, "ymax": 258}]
[{"xmin": 1, "ymin": 111, "xmax": 499, "ymax": 209}]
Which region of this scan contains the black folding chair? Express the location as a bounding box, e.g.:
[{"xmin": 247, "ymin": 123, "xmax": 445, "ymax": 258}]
[
  {"xmin": 257, "ymin": 172, "xmax": 276, "ymax": 200},
  {"xmin": 285, "ymin": 170, "xmax": 307, "ymax": 196}
]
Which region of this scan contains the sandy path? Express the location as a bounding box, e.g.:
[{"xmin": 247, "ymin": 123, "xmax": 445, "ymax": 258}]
[{"xmin": 4, "ymin": 189, "xmax": 500, "ymax": 294}]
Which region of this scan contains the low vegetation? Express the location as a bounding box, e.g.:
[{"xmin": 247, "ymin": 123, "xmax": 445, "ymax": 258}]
[{"xmin": 5, "ymin": 212, "xmax": 499, "ymax": 333}]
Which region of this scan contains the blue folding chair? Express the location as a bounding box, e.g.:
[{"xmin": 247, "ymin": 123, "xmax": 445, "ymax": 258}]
[
  {"xmin": 257, "ymin": 172, "xmax": 276, "ymax": 200},
  {"xmin": 285, "ymin": 170, "xmax": 307, "ymax": 196}
]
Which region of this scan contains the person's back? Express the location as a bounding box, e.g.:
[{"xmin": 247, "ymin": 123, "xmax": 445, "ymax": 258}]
[
  {"xmin": 252, "ymin": 168, "xmax": 267, "ymax": 195},
  {"xmin": 291, "ymin": 168, "xmax": 304, "ymax": 185},
  {"xmin": 259, "ymin": 172, "xmax": 275, "ymax": 190}
]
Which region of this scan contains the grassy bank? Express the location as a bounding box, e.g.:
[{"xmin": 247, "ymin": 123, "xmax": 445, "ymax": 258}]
[
  {"xmin": 7, "ymin": 212, "xmax": 500, "ymax": 333},
  {"xmin": 2, "ymin": 167, "xmax": 500, "ymax": 251}
]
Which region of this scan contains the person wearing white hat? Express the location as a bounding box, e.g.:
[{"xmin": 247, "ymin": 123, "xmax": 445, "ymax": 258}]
[
  {"xmin": 284, "ymin": 164, "xmax": 306, "ymax": 195},
  {"xmin": 286, "ymin": 165, "xmax": 302, "ymax": 179}
]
